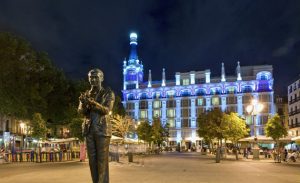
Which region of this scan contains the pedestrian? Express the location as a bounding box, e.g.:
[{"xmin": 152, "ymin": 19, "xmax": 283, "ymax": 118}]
[{"xmin": 284, "ymin": 149, "xmax": 288, "ymax": 162}]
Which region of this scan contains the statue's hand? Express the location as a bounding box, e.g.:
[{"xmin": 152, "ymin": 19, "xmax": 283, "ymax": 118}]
[{"xmin": 79, "ymin": 93, "xmax": 92, "ymax": 109}]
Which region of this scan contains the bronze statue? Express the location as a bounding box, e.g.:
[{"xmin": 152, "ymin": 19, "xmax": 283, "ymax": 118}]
[{"xmin": 78, "ymin": 68, "xmax": 115, "ymax": 183}]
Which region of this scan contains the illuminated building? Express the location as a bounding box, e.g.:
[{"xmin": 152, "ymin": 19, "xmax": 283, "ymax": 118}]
[{"xmin": 122, "ymin": 33, "xmax": 275, "ymax": 148}]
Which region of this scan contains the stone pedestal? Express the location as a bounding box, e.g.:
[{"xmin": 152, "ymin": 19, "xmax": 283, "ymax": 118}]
[{"xmin": 252, "ymin": 144, "xmax": 260, "ymax": 160}]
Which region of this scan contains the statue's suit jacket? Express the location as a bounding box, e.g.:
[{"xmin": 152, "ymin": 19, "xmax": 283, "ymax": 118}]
[{"xmin": 79, "ymin": 87, "xmax": 115, "ymax": 137}]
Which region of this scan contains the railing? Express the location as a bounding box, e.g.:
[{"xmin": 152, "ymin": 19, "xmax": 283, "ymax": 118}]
[
  {"xmin": 289, "ymin": 123, "xmax": 300, "ymax": 128},
  {"xmin": 0, "ymin": 150, "xmax": 80, "ymax": 163},
  {"xmin": 288, "ymin": 96, "xmax": 300, "ymax": 105},
  {"xmin": 289, "ymin": 109, "xmax": 300, "ymax": 116}
]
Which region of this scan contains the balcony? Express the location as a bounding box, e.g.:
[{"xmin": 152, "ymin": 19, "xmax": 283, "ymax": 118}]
[
  {"xmin": 289, "ymin": 109, "xmax": 300, "ymax": 116},
  {"xmin": 288, "ymin": 96, "xmax": 300, "ymax": 105},
  {"xmin": 289, "ymin": 123, "xmax": 300, "ymax": 128}
]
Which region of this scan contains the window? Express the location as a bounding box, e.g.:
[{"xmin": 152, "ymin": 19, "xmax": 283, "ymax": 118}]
[
  {"xmin": 140, "ymin": 110, "xmax": 148, "ymax": 119},
  {"xmin": 153, "ymin": 92, "xmax": 161, "ymax": 99},
  {"xmin": 167, "ymin": 100, "xmax": 176, "ymax": 108},
  {"xmin": 139, "ymin": 101, "xmax": 147, "ymax": 109},
  {"xmin": 153, "ymin": 101, "xmax": 161, "ymax": 108},
  {"xmin": 166, "ymin": 90, "xmax": 175, "ymax": 98},
  {"xmin": 197, "ymin": 107, "xmax": 205, "ymax": 116},
  {"xmin": 242, "ymin": 86, "xmax": 253, "ymax": 93},
  {"xmin": 195, "ymin": 78, "xmax": 205, "ymax": 84},
  {"xmin": 167, "ymin": 109, "xmax": 175, "ymax": 118},
  {"xmin": 140, "ymin": 93, "xmax": 148, "ymax": 100},
  {"xmin": 196, "ymin": 89, "xmax": 206, "ymax": 96},
  {"xmin": 181, "ymin": 90, "xmax": 190, "ymax": 97},
  {"xmin": 153, "ymin": 109, "xmax": 161, "ymax": 117},
  {"xmin": 212, "ymin": 97, "xmax": 220, "ymax": 105},
  {"xmin": 126, "ymin": 84, "xmax": 136, "ymax": 90},
  {"xmin": 182, "ymin": 79, "xmax": 189, "ymax": 85},
  {"xmin": 168, "ymin": 119, "xmax": 175, "ymax": 128},
  {"xmin": 197, "ymin": 98, "xmax": 204, "ymax": 106},
  {"xmin": 258, "ymin": 82, "xmax": 270, "ymax": 92},
  {"xmin": 127, "ymin": 94, "xmax": 135, "ymax": 100},
  {"xmin": 181, "ymin": 108, "xmax": 190, "ymax": 117},
  {"xmin": 181, "ymin": 119, "xmax": 190, "ymax": 127},
  {"xmin": 243, "ymin": 95, "xmax": 252, "ymax": 104},
  {"xmin": 227, "ymin": 106, "xmax": 237, "ymax": 113},
  {"xmin": 259, "ymin": 94, "xmax": 271, "ymax": 102},
  {"xmin": 181, "ymin": 99, "xmax": 190, "ymax": 107},
  {"xmin": 226, "ymin": 87, "xmax": 236, "ymax": 94},
  {"xmin": 227, "ymin": 96, "xmax": 237, "ymax": 104},
  {"xmin": 260, "ymin": 75, "xmax": 268, "ymax": 80},
  {"xmin": 126, "ymin": 103, "xmax": 135, "ymax": 110}
]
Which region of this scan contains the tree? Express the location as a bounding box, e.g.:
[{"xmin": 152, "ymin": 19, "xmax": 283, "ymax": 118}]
[
  {"xmin": 111, "ymin": 114, "xmax": 135, "ymax": 141},
  {"xmin": 151, "ymin": 117, "xmax": 165, "ymax": 146},
  {"xmin": 197, "ymin": 108, "xmax": 224, "ymax": 162},
  {"xmin": 31, "ymin": 113, "xmax": 47, "ymax": 140},
  {"xmin": 223, "ymin": 112, "xmax": 248, "ymax": 160},
  {"xmin": 112, "ymin": 96, "xmax": 126, "ymax": 117},
  {"xmin": 136, "ymin": 121, "xmax": 152, "ymax": 145},
  {"xmin": 69, "ymin": 118, "xmax": 84, "ymax": 142},
  {"xmin": 265, "ymin": 114, "xmax": 287, "ymax": 162}
]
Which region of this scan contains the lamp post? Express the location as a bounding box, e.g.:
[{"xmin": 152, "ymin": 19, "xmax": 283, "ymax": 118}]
[
  {"xmin": 20, "ymin": 122, "xmax": 28, "ymax": 149},
  {"xmin": 246, "ymin": 99, "xmax": 263, "ymax": 160}
]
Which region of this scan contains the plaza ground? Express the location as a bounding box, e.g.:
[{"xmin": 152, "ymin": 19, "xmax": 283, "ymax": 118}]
[{"xmin": 0, "ymin": 152, "xmax": 299, "ymax": 183}]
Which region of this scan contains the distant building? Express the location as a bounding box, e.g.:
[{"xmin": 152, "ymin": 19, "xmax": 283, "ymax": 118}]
[
  {"xmin": 121, "ymin": 33, "xmax": 275, "ymax": 149},
  {"xmin": 288, "ymin": 78, "xmax": 300, "ymax": 137},
  {"xmin": 275, "ymin": 96, "xmax": 289, "ymax": 129}
]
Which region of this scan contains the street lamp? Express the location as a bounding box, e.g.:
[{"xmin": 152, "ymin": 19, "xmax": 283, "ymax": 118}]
[
  {"xmin": 19, "ymin": 122, "xmax": 28, "ymax": 149},
  {"xmin": 246, "ymin": 99, "xmax": 263, "ymax": 160}
]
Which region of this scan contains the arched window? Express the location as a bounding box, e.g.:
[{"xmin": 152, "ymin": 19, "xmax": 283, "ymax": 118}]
[
  {"xmin": 166, "ymin": 90, "xmax": 175, "ymax": 98},
  {"xmin": 256, "ymin": 71, "xmax": 272, "ymax": 81},
  {"xmin": 127, "ymin": 93, "xmax": 135, "ymax": 100},
  {"xmin": 181, "ymin": 90, "xmax": 191, "ymax": 97},
  {"xmin": 195, "ymin": 88, "xmax": 206, "ymax": 96},
  {"xmin": 242, "ymin": 85, "xmax": 253, "ymax": 93},
  {"xmin": 152, "ymin": 92, "xmax": 161, "ymax": 99},
  {"xmin": 226, "ymin": 86, "xmax": 237, "ymax": 94},
  {"xmin": 210, "ymin": 88, "xmax": 221, "ymax": 95},
  {"xmin": 139, "ymin": 93, "xmax": 148, "ymax": 100}
]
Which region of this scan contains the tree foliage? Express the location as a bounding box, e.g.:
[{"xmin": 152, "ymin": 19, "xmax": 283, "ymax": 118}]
[
  {"xmin": 112, "ymin": 95, "xmax": 126, "ymax": 117},
  {"xmin": 197, "ymin": 108, "xmax": 224, "ymax": 143},
  {"xmin": 31, "ymin": 113, "xmax": 47, "ymax": 139},
  {"xmin": 111, "ymin": 114, "xmax": 135, "ymax": 140},
  {"xmin": 69, "ymin": 118, "xmax": 84, "ymax": 142},
  {"xmin": 136, "ymin": 118, "xmax": 169, "ymax": 146},
  {"xmin": 136, "ymin": 121, "xmax": 152, "ymax": 143},
  {"xmin": 265, "ymin": 114, "xmax": 287, "ymax": 141},
  {"xmin": 0, "ymin": 32, "xmax": 89, "ymax": 129},
  {"xmin": 223, "ymin": 112, "xmax": 249, "ymax": 143}
]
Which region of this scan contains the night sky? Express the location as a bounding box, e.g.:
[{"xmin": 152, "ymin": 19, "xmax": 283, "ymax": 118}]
[{"xmin": 0, "ymin": 0, "xmax": 299, "ymax": 96}]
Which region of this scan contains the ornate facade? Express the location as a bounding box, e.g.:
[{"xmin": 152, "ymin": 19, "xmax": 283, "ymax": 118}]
[{"xmin": 122, "ymin": 33, "xmax": 275, "ymax": 148}]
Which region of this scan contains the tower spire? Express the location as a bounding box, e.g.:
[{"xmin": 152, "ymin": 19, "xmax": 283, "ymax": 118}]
[
  {"xmin": 148, "ymin": 70, "xmax": 152, "ymax": 88},
  {"xmin": 129, "ymin": 32, "xmax": 138, "ymax": 64},
  {"xmin": 221, "ymin": 62, "xmax": 226, "ymax": 82},
  {"xmin": 162, "ymin": 68, "xmax": 166, "ymax": 87},
  {"xmin": 236, "ymin": 61, "xmax": 242, "ymax": 81}
]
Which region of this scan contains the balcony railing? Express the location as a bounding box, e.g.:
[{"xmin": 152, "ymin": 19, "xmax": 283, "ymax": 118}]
[
  {"xmin": 289, "ymin": 109, "xmax": 300, "ymax": 116},
  {"xmin": 289, "ymin": 96, "xmax": 300, "ymax": 105},
  {"xmin": 289, "ymin": 123, "xmax": 300, "ymax": 128}
]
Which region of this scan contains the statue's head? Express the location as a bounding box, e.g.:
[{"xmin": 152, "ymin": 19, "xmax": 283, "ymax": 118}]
[{"xmin": 88, "ymin": 68, "xmax": 104, "ymax": 87}]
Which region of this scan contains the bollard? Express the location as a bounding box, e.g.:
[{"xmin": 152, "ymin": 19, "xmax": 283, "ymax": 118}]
[{"xmin": 128, "ymin": 152, "xmax": 133, "ymax": 162}]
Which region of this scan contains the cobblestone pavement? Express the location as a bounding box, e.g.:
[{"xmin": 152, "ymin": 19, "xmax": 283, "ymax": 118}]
[{"xmin": 0, "ymin": 152, "xmax": 299, "ymax": 183}]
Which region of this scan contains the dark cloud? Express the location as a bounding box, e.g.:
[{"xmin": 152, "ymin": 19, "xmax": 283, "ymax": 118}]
[{"xmin": 0, "ymin": 0, "xmax": 299, "ymax": 96}]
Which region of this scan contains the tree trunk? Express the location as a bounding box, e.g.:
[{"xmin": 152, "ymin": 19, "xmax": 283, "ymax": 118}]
[
  {"xmin": 235, "ymin": 143, "xmax": 239, "ymax": 160},
  {"xmin": 276, "ymin": 140, "xmax": 281, "ymax": 163},
  {"xmin": 215, "ymin": 140, "xmax": 221, "ymax": 163}
]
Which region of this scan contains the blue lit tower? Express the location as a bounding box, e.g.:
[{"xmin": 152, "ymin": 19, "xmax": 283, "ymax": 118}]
[{"xmin": 123, "ymin": 33, "xmax": 144, "ymax": 91}]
